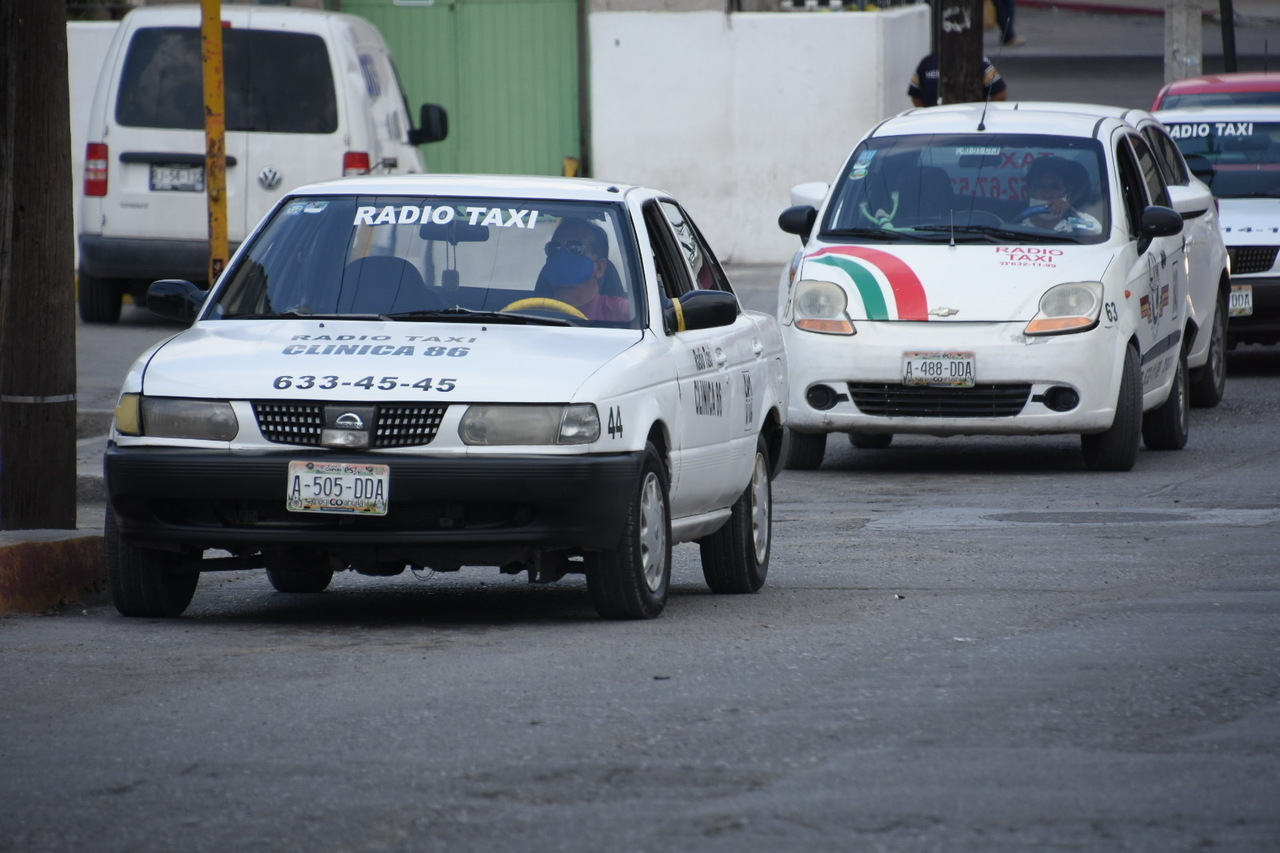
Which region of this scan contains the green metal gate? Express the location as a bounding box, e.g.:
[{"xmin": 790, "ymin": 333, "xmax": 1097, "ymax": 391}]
[{"xmin": 340, "ymin": 0, "xmax": 584, "ymax": 176}]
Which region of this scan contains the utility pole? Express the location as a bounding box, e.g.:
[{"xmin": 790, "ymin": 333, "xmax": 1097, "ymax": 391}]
[
  {"xmin": 0, "ymin": 0, "xmax": 78, "ymax": 530},
  {"xmin": 202, "ymin": 0, "xmax": 228, "ymax": 285},
  {"xmin": 938, "ymin": 0, "xmax": 986, "ymax": 106}
]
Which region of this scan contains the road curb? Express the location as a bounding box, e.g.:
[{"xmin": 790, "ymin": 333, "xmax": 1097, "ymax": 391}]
[{"xmin": 0, "ymin": 533, "xmax": 106, "ymax": 615}]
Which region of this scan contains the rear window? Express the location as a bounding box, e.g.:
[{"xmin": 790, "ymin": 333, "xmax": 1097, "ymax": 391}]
[
  {"xmin": 1160, "ymin": 91, "xmax": 1280, "ymax": 110},
  {"xmin": 115, "ymin": 27, "xmax": 338, "ymax": 134}
]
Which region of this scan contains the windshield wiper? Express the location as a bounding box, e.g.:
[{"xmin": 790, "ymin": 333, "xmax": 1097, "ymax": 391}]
[
  {"xmin": 381, "ymin": 307, "xmax": 573, "ymax": 326},
  {"xmin": 819, "ymin": 227, "xmax": 933, "ymax": 242},
  {"xmin": 225, "ymin": 310, "xmax": 377, "ymax": 320},
  {"xmin": 913, "ymin": 224, "xmax": 1082, "ymax": 243}
]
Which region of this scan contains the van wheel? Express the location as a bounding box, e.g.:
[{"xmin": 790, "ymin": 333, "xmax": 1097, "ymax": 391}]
[
  {"xmin": 78, "ymin": 272, "xmax": 122, "ymax": 324},
  {"xmin": 1142, "ymin": 346, "xmax": 1190, "ymax": 450},
  {"xmin": 1189, "ymin": 290, "xmax": 1227, "ymax": 408},
  {"xmin": 700, "ymin": 435, "xmax": 771, "ymax": 594},
  {"xmin": 850, "ymin": 432, "xmax": 893, "ymax": 449},
  {"xmin": 785, "ymin": 430, "xmax": 827, "ymax": 470},
  {"xmin": 1081, "ymin": 343, "xmax": 1141, "ymax": 472},
  {"xmin": 587, "ymin": 442, "xmax": 671, "ymax": 619},
  {"xmin": 105, "ymin": 508, "xmax": 198, "ymax": 617}
]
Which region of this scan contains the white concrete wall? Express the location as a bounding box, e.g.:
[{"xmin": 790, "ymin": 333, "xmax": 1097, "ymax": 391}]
[{"xmin": 590, "ymin": 5, "xmax": 929, "ymax": 265}]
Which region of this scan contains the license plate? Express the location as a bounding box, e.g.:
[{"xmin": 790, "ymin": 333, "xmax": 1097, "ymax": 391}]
[
  {"xmin": 150, "ymin": 163, "xmax": 204, "ymax": 192},
  {"xmin": 286, "ymin": 461, "xmax": 389, "ymax": 515},
  {"xmin": 1229, "ymin": 283, "xmax": 1253, "ymax": 317},
  {"xmin": 903, "ymin": 351, "xmax": 975, "ymax": 387}
]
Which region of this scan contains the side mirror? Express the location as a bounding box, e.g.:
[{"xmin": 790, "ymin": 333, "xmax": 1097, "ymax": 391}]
[
  {"xmin": 1141, "ymin": 205, "xmax": 1183, "ymax": 238},
  {"xmin": 1165, "ymin": 183, "xmax": 1212, "ymax": 220},
  {"xmin": 666, "ymin": 289, "xmax": 739, "ymax": 333},
  {"xmin": 147, "ymin": 279, "xmax": 206, "ymax": 325},
  {"xmin": 779, "ymin": 205, "xmax": 818, "ymax": 241},
  {"xmin": 409, "ymin": 103, "xmax": 448, "ymax": 145}
]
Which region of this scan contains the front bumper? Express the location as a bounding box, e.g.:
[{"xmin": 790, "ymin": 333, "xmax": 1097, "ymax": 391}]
[
  {"xmin": 106, "ymin": 446, "xmax": 643, "ymax": 561},
  {"xmin": 783, "ymin": 320, "xmax": 1124, "ymax": 436}
]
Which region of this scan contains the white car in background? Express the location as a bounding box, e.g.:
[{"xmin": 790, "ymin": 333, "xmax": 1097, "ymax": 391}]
[
  {"xmin": 1154, "ymin": 106, "xmax": 1280, "ymax": 348},
  {"xmin": 105, "ymin": 175, "xmax": 787, "ymax": 620},
  {"xmin": 777, "ymin": 104, "xmax": 1190, "ymax": 472}
]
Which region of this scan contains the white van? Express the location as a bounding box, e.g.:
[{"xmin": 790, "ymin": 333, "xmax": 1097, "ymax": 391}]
[{"xmin": 78, "ymin": 4, "xmax": 447, "ymax": 323}]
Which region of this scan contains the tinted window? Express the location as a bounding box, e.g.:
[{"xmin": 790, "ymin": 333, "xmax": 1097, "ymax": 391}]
[
  {"xmin": 116, "ymin": 27, "xmax": 338, "ymax": 134},
  {"xmin": 1162, "ymin": 92, "xmax": 1280, "ymax": 109},
  {"xmin": 1162, "ymin": 119, "xmax": 1280, "ymax": 199},
  {"xmin": 1129, "ymin": 133, "xmax": 1171, "ymax": 207}
]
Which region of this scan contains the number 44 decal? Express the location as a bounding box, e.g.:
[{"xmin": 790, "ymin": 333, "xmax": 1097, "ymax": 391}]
[{"xmin": 606, "ymin": 405, "xmax": 624, "ymax": 439}]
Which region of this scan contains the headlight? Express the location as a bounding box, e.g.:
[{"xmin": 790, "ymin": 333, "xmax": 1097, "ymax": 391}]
[
  {"xmin": 459, "ymin": 404, "xmax": 600, "ymax": 446},
  {"xmin": 792, "ymin": 280, "xmax": 855, "ymax": 335},
  {"xmin": 1025, "ymin": 281, "xmax": 1103, "ymax": 336},
  {"xmin": 115, "ymin": 394, "xmax": 239, "ymax": 440}
]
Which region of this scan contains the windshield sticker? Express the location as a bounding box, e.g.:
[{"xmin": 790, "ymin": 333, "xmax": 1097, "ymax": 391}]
[
  {"xmin": 995, "ymin": 246, "xmax": 1064, "ymax": 267},
  {"xmin": 850, "ymin": 150, "xmax": 877, "ymax": 180},
  {"xmin": 303, "ymin": 201, "xmax": 328, "ymax": 213},
  {"xmin": 958, "ymin": 147, "xmax": 1001, "ymax": 156},
  {"xmin": 353, "ymin": 205, "xmax": 541, "ymax": 228},
  {"xmin": 282, "ymin": 202, "xmax": 308, "ymax": 216},
  {"xmin": 1166, "ymin": 121, "xmax": 1254, "ymax": 139}
]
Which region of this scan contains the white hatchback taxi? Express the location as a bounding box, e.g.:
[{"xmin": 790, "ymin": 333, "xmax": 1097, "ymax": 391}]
[
  {"xmin": 777, "ymin": 104, "xmax": 1189, "ymax": 471},
  {"xmin": 105, "ymin": 175, "xmax": 787, "ymax": 620}
]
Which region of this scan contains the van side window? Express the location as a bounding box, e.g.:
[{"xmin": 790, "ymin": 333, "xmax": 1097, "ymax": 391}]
[{"xmin": 115, "ymin": 27, "xmax": 338, "ymax": 134}]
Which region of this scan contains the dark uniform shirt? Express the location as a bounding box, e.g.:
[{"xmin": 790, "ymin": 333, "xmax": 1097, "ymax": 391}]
[{"xmin": 908, "ymin": 53, "xmax": 1007, "ymax": 107}]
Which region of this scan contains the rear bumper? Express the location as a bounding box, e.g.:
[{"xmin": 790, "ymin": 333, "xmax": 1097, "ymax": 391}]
[{"xmin": 79, "ymin": 235, "xmax": 240, "ymax": 285}]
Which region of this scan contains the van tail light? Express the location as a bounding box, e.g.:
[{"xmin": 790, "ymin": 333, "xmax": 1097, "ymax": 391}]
[
  {"xmin": 85, "ymin": 143, "xmax": 109, "ymax": 196},
  {"xmin": 343, "ymin": 152, "xmax": 371, "ymax": 176}
]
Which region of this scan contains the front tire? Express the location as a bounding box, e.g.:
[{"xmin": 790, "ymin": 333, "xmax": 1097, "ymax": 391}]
[
  {"xmin": 105, "ymin": 508, "xmax": 198, "ymax": 617},
  {"xmin": 1142, "ymin": 346, "xmax": 1190, "ymax": 450},
  {"xmin": 1189, "ymin": 290, "xmax": 1227, "ymax": 408},
  {"xmin": 1081, "ymin": 343, "xmax": 1141, "ymax": 472},
  {"xmin": 78, "ymin": 272, "xmax": 122, "ymax": 324},
  {"xmin": 785, "ymin": 429, "xmax": 827, "ymax": 470},
  {"xmin": 587, "ymin": 442, "xmax": 672, "ymax": 619},
  {"xmin": 700, "ymin": 435, "xmax": 771, "ymax": 594}
]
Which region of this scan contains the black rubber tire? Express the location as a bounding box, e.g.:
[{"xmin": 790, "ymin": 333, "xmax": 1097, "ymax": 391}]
[
  {"xmin": 1142, "ymin": 346, "xmax": 1190, "ymax": 450},
  {"xmin": 1189, "ymin": 290, "xmax": 1227, "ymax": 409},
  {"xmin": 785, "ymin": 429, "xmax": 827, "ymax": 470},
  {"xmin": 105, "ymin": 508, "xmax": 198, "ymax": 617},
  {"xmin": 1081, "ymin": 343, "xmax": 1141, "ymax": 472},
  {"xmin": 266, "ymin": 549, "xmax": 334, "ymax": 593},
  {"xmin": 849, "ymin": 432, "xmax": 893, "ymax": 449},
  {"xmin": 78, "ymin": 272, "xmax": 122, "ymax": 324},
  {"xmin": 587, "ymin": 442, "xmax": 671, "ymax": 619},
  {"xmin": 700, "ymin": 435, "xmax": 771, "ymax": 594}
]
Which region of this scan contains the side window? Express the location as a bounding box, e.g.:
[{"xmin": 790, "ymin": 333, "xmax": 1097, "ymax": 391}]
[
  {"xmin": 1146, "ymin": 126, "xmax": 1190, "ymax": 187},
  {"xmin": 657, "ymin": 201, "xmax": 733, "ymax": 293},
  {"xmin": 1129, "ymin": 133, "xmax": 1172, "ymax": 208},
  {"xmin": 1114, "ymin": 138, "xmax": 1147, "ymax": 239},
  {"xmin": 642, "ymin": 201, "xmax": 693, "ymax": 301}
]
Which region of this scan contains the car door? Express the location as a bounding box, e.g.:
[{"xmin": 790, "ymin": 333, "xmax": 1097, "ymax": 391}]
[
  {"xmin": 1116, "ymin": 131, "xmax": 1185, "ymax": 397},
  {"xmin": 643, "ymin": 200, "xmax": 750, "ymax": 516}
]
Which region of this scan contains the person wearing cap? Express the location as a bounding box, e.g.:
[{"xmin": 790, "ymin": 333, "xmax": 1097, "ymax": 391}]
[{"xmin": 538, "ymin": 218, "xmax": 633, "ymax": 322}]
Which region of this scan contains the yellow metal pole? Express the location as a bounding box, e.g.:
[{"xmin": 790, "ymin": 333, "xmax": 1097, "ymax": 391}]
[{"xmin": 200, "ymin": 0, "xmax": 227, "ymax": 286}]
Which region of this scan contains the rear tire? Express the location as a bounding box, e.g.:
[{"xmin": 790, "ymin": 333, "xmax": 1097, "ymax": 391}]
[
  {"xmin": 1189, "ymin": 290, "xmax": 1227, "ymax": 408},
  {"xmin": 587, "ymin": 442, "xmax": 671, "ymax": 619},
  {"xmin": 1142, "ymin": 346, "xmax": 1189, "ymax": 450},
  {"xmin": 105, "ymin": 508, "xmax": 198, "ymax": 617},
  {"xmin": 700, "ymin": 435, "xmax": 771, "ymax": 594},
  {"xmin": 849, "ymin": 432, "xmax": 893, "ymax": 449},
  {"xmin": 1081, "ymin": 343, "xmax": 1141, "ymax": 472},
  {"xmin": 785, "ymin": 430, "xmax": 827, "ymax": 470},
  {"xmin": 78, "ymin": 272, "xmax": 122, "ymax": 324}
]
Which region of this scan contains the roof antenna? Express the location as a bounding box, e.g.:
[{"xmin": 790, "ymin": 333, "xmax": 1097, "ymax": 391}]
[{"xmin": 949, "ymin": 209, "xmax": 956, "ymax": 248}]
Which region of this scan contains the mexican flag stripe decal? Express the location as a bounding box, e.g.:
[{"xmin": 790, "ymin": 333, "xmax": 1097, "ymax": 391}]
[{"xmin": 808, "ymin": 246, "xmax": 929, "ymax": 321}]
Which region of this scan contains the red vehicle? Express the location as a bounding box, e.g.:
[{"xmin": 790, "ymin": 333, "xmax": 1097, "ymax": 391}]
[{"xmin": 1152, "ymin": 72, "xmax": 1280, "ymax": 110}]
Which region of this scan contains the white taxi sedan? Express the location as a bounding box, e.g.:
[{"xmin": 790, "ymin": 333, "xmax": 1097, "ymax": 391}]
[
  {"xmin": 105, "ymin": 175, "xmax": 787, "ymax": 620},
  {"xmin": 777, "ymin": 104, "xmax": 1189, "ymax": 471}
]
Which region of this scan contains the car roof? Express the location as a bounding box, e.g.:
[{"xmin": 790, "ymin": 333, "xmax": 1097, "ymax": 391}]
[
  {"xmin": 986, "ymin": 101, "xmax": 1159, "ymax": 128},
  {"xmin": 284, "ymin": 173, "xmax": 651, "ymax": 202},
  {"xmin": 1152, "ymin": 105, "xmax": 1280, "ymax": 123},
  {"xmin": 1158, "ymin": 72, "xmax": 1280, "ymax": 96},
  {"xmin": 876, "ymin": 103, "xmax": 1119, "ymax": 139}
]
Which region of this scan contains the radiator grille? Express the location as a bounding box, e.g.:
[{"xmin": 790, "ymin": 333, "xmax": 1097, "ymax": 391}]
[
  {"xmin": 1228, "ymin": 245, "xmax": 1279, "ymax": 276},
  {"xmin": 848, "ymin": 383, "xmax": 1031, "ymax": 418},
  {"xmin": 252, "ymin": 402, "xmax": 448, "ymax": 447}
]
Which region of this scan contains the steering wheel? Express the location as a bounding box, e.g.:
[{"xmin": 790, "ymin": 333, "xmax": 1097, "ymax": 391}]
[
  {"xmin": 499, "ymin": 297, "xmax": 588, "ymax": 320},
  {"xmin": 1013, "ymin": 205, "xmax": 1053, "ymax": 221}
]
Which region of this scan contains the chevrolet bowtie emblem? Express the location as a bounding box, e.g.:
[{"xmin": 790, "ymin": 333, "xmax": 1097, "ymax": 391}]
[{"xmin": 929, "ymin": 307, "xmax": 959, "ymax": 317}]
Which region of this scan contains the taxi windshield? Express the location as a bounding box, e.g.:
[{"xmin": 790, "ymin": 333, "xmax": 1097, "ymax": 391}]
[
  {"xmin": 211, "ymin": 196, "xmax": 644, "ymax": 328},
  {"xmin": 1163, "ymin": 119, "xmax": 1280, "ymax": 199},
  {"xmin": 820, "ymin": 133, "xmax": 1110, "ymax": 244}
]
